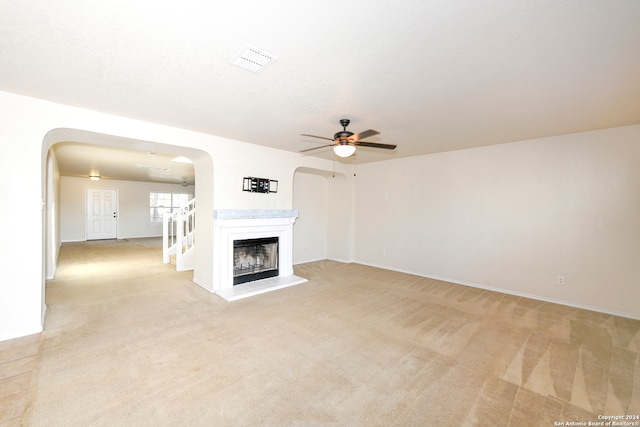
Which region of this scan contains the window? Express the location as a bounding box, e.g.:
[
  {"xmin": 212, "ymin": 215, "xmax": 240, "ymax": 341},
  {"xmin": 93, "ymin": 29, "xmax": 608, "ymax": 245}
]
[{"xmin": 149, "ymin": 192, "xmax": 193, "ymax": 222}]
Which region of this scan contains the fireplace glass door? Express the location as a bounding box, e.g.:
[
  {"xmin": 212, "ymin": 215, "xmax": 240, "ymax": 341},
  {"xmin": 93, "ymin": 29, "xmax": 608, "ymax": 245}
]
[{"xmin": 233, "ymin": 237, "xmax": 279, "ymax": 285}]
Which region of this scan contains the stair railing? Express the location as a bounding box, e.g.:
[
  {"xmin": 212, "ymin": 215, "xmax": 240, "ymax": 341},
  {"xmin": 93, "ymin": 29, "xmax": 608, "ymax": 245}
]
[
  {"xmin": 180, "ymin": 198, "xmax": 196, "ymax": 255},
  {"xmin": 163, "ymin": 198, "xmax": 195, "ymax": 265}
]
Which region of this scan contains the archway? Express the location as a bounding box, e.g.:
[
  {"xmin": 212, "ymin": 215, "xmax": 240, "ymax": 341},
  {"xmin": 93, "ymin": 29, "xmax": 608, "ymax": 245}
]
[
  {"xmin": 293, "ymin": 166, "xmax": 353, "ymax": 265},
  {"xmin": 41, "ymin": 128, "xmax": 215, "ymax": 321}
]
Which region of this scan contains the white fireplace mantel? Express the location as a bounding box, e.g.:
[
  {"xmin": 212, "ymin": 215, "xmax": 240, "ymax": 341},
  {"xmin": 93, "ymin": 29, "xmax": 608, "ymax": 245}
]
[
  {"xmin": 214, "ymin": 209, "xmax": 300, "ymax": 221},
  {"xmin": 212, "ymin": 209, "xmax": 307, "ymax": 301}
]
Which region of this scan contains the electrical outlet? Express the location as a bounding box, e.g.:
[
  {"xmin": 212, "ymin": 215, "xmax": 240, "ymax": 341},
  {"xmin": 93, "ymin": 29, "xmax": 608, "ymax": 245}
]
[{"xmin": 557, "ymin": 276, "xmax": 565, "ymax": 286}]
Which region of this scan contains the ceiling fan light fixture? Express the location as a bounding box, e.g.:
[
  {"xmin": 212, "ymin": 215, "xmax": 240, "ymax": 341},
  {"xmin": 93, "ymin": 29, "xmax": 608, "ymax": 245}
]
[
  {"xmin": 171, "ymin": 156, "xmax": 192, "ymax": 164},
  {"xmin": 301, "ymin": 119, "xmax": 394, "ymax": 156},
  {"xmin": 333, "ymin": 144, "xmax": 356, "ymax": 158}
]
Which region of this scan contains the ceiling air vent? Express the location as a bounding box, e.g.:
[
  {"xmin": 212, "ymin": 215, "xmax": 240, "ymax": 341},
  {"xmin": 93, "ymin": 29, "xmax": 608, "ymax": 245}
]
[{"xmin": 230, "ymin": 46, "xmax": 277, "ymax": 73}]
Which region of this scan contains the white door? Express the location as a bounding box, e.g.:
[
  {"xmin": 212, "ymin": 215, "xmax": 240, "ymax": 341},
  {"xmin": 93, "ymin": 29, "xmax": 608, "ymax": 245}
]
[{"xmin": 86, "ymin": 188, "xmax": 118, "ymax": 240}]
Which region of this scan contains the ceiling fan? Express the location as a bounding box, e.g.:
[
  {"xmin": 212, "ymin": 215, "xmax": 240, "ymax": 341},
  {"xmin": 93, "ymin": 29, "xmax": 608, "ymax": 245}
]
[{"xmin": 300, "ymin": 119, "xmax": 397, "ymax": 157}]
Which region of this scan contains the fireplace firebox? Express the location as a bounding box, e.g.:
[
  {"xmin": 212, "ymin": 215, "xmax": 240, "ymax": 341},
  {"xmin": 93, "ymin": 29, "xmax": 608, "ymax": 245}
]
[{"xmin": 233, "ymin": 237, "xmax": 279, "ymax": 285}]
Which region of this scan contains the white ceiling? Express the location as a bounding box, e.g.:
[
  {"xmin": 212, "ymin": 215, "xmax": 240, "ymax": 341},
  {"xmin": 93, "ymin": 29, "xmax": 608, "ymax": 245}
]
[
  {"xmin": 52, "ymin": 142, "xmax": 196, "ymax": 185},
  {"xmin": 2, "ymin": 0, "xmax": 639, "ymax": 183}
]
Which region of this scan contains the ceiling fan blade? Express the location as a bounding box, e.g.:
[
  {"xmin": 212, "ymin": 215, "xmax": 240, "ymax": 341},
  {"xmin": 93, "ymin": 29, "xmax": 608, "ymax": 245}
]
[
  {"xmin": 301, "ymin": 133, "xmax": 334, "ymax": 142},
  {"xmin": 355, "ymin": 141, "xmax": 397, "ymax": 150},
  {"xmin": 299, "ymin": 144, "xmax": 335, "ymax": 153},
  {"xmin": 352, "ymin": 129, "xmax": 380, "ymax": 141}
]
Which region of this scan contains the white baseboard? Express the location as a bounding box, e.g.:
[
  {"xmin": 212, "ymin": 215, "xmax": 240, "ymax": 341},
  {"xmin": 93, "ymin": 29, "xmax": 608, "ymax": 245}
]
[
  {"xmin": 293, "ymin": 256, "xmax": 332, "ymax": 266},
  {"xmin": 191, "ymin": 278, "xmax": 214, "ymax": 294},
  {"xmin": 328, "ymin": 257, "xmax": 352, "ymax": 264},
  {"xmin": 61, "ymin": 235, "xmax": 163, "ymax": 243},
  {"xmin": 352, "ymin": 259, "xmax": 640, "ymax": 320},
  {"xmin": 0, "ymin": 325, "xmax": 43, "ymax": 343},
  {"xmin": 41, "ymin": 304, "xmax": 47, "ymax": 327}
]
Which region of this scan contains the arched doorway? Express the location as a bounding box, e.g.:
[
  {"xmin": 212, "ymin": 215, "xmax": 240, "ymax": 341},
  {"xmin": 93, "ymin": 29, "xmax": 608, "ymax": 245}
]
[
  {"xmin": 42, "ymin": 128, "xmax": 215, "ymax": 322},
  {"xmin": 293, "ymin": 166, "xmax": 353, "ymax": 265}
]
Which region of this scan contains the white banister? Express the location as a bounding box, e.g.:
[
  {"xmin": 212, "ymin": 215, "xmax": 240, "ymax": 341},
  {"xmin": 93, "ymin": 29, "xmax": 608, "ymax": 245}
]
[
  {"xmin": 162, "ymin": 211, "xmax": 177, "ymax": 263},
  {"xmin": 163, "ymin": 198, "xmax": 196, "ymax": 271}
]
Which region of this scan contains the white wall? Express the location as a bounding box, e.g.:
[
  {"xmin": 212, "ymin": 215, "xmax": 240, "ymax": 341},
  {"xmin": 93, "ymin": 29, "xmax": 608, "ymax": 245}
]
[
  {"xmin": 3, "ymin": 85, "xmax": 635, "ymax": 342},
  {"xmin": 292, "ymin": 167, "xmax": 354, "ymax": 265},
  {"xmin": 293, "ymin": 170, "xmax": 329, "ymax": 264},
  {"xmin": 353, "ymin": 125, "xmax": 640, "ymax": 318},
  {"xmin": 326, "ymin": 170, "xmax": 354, "ymax": 262},
  {"xmin": 0, "ymin": 90, "xmax": 335, "ymax": 341},
  {"xmin": 59, "ymin": 176, "xmax": 194, "ymax": 241},
  {"xmin": 45, "ymin": 149, "xmax": 60, "ymax": 279}
]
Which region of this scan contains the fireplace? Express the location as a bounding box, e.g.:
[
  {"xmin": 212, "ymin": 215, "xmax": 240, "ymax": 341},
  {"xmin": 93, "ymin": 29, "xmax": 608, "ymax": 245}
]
[
  {"xmin": 233, "ymin": 237, "xmax": 279, "ymax": 285},
  {"xmin": 213, "ymin": 209, "xmax": 307, "ymax": 301}
]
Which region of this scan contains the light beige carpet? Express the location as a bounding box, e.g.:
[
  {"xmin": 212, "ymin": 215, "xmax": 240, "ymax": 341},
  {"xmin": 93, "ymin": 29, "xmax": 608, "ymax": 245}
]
[{"xmin": 23, "ymin": 238, "xmax": 640, "ymax": 426}]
